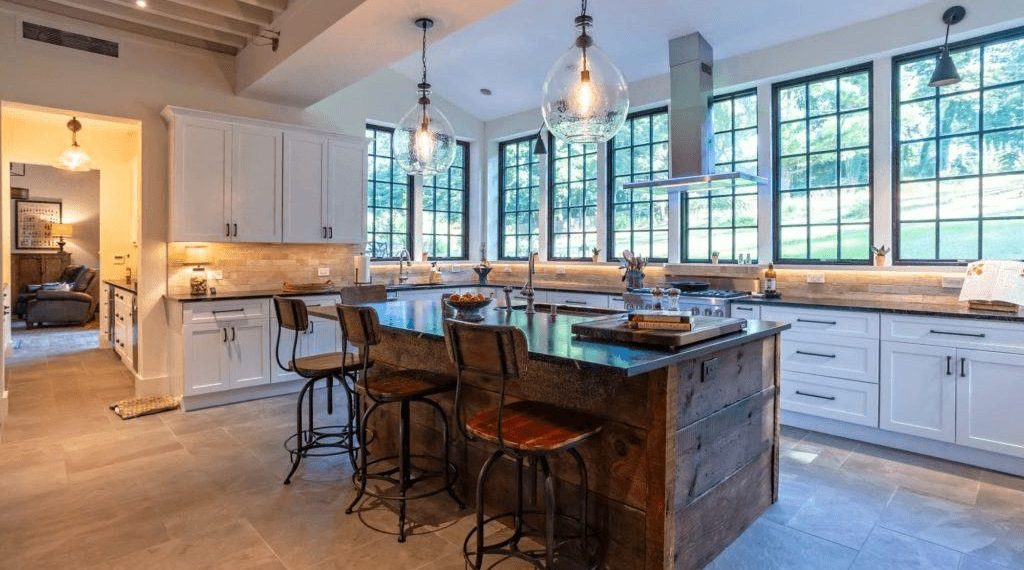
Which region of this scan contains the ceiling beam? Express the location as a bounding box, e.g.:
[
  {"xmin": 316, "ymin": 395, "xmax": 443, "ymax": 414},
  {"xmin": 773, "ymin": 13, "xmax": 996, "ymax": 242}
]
[
  {"xmin": 236, "ymin": 0, "xmax": 284, "ymax": 15},
  {"xmin": 101, "ymin": 0, "xmax": 261, "ymax": 37},
  {"xmin": 7, "ymin": 0, "xmax": 241, "ymax": 54},
  {"xmin": 163, "ymin": 0, "xmax": 274, "ymax": 27},
  {"xmin": 25, "ymin": 0, "xmax": 249, "ymax": 48}
]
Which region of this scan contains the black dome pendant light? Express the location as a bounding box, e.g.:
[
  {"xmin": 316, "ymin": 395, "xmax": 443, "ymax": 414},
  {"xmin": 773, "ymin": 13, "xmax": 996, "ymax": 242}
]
[{"xmin": 929, "ymin": 6, "xmax": 966, "ymax": 87}]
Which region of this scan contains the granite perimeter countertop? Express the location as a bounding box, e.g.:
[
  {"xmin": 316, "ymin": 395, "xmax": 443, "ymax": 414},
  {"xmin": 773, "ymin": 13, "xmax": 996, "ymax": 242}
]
[
  {"xmin": 309, "ymin": 300, "xmax": 789, "ymax": 376},
  {"xmin": 741, "ymin": 296, "xmax": 1024, "ymax": 323}
]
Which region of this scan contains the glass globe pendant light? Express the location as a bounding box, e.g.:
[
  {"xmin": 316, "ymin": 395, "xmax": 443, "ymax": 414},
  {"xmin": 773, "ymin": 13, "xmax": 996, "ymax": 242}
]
[
  {"xmin": 55, "ymin": 116, "xmax": 93, "ymax": 172},
  {"xmin": 394, "ymin": 18, "xmax": 456, "ymax": 175},
  {"xmin": 541, "ymin": 0, "xmax": 629, "ymax": 145}
]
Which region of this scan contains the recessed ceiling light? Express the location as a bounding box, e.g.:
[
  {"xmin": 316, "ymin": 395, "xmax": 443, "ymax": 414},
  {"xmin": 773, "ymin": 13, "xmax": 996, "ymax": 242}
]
[
  {"xmin": 135, "ymin": 0, "xmax": 147, "ymax": 7},
  {"xmin": 479, "ymin": 88, "xmax": 492, "ymax": 96}
]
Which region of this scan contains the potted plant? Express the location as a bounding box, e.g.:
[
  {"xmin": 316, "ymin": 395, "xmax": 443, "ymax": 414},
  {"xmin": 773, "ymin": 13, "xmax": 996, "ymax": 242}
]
[
  {"xmin": 711, "ymin": 250, "xmax": 720, "ymax": 264},
  {"xmin": 591, "ymin": 247, "xmax": 601, "ymax": 262},
  {"xmin": 872, "ymin": 245, "xmax": 890, "ymax": 267}
]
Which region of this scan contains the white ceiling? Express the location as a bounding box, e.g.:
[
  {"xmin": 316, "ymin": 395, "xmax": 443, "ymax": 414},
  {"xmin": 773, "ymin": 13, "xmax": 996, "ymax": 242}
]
[{"xmin": 390, "ymin": 0, "xmax": 934, "ymax": 121}]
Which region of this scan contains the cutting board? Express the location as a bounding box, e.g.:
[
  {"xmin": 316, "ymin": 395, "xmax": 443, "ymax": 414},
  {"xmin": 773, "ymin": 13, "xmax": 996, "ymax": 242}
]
[{"xmin": 571, "ymin": 314, "xmax": 746, "ymax": 348}]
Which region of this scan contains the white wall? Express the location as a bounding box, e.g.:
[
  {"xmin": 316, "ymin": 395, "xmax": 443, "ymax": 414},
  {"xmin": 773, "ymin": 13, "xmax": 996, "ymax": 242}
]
[
  {"xmin": 10, "ymin": 164, "xmax": 100, "ymax": 269},
  {"xmin": 0, "ymin": 1, "xmax": 484, "ymax": 393},
  {"xmin": 480, "ymin": 0, "xmax": 1024, "ymax": 267}
]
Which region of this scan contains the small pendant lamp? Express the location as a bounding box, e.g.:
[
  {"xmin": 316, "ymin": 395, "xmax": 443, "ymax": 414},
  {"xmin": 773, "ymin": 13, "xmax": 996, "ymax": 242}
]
[{"xmin": 929, "ymin": 6, "xmax": 966, "ymax": 88}]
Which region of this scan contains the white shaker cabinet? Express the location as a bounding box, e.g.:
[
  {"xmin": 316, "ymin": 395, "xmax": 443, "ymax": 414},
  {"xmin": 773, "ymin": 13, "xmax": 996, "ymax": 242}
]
[
  {"xmin": 183, "ymin": 319, "xmax": 271, "ymax": 395},
  {"xmin": 326, "ymin": 138, "xmax": 369, "ymax": 244},
  {"xmin": 956, "ymin": 348, "xmax": 1024, "ymax": 458},
  {"xmin": 880, "ymin": 341, "xmax": 957, "ymax": 443},
  {"xmin": 169, "ymin": 115, "xmax": 233, "ymax": 242},
  {"xmin": 225, "ymin": 319, "xmax": 272, "ymax": 390},
  {"xmin": 232, "ymin": 124, "xmax": 283, "ymax": 243},
  {"xmin": 283, "ymin": 131, "xmax": 329, "ymax": 243}
]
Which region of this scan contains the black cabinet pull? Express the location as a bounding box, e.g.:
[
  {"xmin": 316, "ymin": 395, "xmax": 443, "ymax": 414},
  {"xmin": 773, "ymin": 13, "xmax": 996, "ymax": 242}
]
[
  {"xmin": 221, "ymin": 328, "xmax": 227, "ymax": 342},
  {"xmin": 233, "ymin": 223, "xmax": 238, "ymax": 237},
  {"xmin": 797, "ymin": 318, "xmax": 837, "ymax": 325},
  {"xmin": 226, "ymin": 223, "xmax": 231, "ymax": 237},
  {"xmin": 795, "ymin": 390, "xmax": 836, "ymax": 401},
  {"xmin": 328, "ymin": 226, "xmax": 333, "ymax": 239},
  {"xmin": 960, "ymin": 357, "xmax": 967, "ymax": 378},
  {"xmin": 946, "ymin": 355, "xmax": 952, "ymax": 376},
  {"xmin": 735, "ymin": 306, "xmax": 753, "ymax": 311},
  {"xmin": 795, "ymin": 350, "xmax": 837, "ymax": 359},
  {"xmin": 212, "ymin": 308, "xmax": 245, "ymax": 315},
  {"xmin": 232, "ymin": 327, "xmax": 237, "ymax": 341},
  {"xmin": 321, "ymin": 227, "xmax": 326, "ymax": 238},
  {"xmin": 930, "ymin": 329, "xmax": 986, "ymax": 338}
]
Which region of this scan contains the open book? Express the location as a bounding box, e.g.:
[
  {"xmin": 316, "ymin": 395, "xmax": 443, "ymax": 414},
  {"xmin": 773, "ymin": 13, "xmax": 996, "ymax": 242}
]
[{"xmin": 959, "ymin": 260, "xmax": 1024, "ymax": 307}]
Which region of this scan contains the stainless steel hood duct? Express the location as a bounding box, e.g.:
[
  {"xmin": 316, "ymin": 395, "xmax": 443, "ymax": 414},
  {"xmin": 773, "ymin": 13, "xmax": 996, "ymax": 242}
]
[{"xmin": 623, "ymin": 32, "xmax": 766, "ymax": 192}]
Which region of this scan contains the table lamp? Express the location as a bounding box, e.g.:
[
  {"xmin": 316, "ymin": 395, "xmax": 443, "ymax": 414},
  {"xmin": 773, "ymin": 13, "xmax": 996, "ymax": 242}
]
[{"xmin": 51, "ymin": 223, "xmax": 73, "ymax": 253}]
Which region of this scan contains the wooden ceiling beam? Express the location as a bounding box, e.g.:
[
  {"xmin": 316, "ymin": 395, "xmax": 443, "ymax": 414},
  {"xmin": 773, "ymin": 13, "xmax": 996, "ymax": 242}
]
[
  {"xmin": 7, "ymin": 0, "xmax": 240, "ymax": 54},
  {"xmin": 162, "ymin": 0, "xmax": 275, "ymax": 27},
  {"xmin": 28, "ymin": 0, "xmax": 249, "ymax": 48},
  {"xmin": 101, "ymin": 0, "xmax": 261, "ymax": 37},
  {"xmin": 235, "ymin": 0, "xmax": 285, "ymax": 15}
]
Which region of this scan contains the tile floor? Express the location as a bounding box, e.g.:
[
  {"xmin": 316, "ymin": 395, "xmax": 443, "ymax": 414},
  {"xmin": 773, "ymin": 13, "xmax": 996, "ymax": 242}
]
[{"xmin": 1, "ymin": 332, "xmax": 1023, "ymax": 569}]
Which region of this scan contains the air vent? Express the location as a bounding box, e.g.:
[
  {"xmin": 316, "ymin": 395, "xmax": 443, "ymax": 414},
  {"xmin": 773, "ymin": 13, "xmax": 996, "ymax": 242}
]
[{"xmin": 22, "ymin": 22, "xmax": 118, "ymax": 58}]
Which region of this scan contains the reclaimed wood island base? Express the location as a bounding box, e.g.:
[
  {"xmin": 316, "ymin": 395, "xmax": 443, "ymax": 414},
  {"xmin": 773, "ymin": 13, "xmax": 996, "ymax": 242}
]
[{"xmin": 311, "ymin": 301, "xmax": 788, "ymax": 569}]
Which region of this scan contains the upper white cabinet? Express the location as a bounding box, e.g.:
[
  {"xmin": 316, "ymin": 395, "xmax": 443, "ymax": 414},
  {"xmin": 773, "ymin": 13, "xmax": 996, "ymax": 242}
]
[{"xmin": 164, "ymin": 106, "xmax": 367, "ymax": 245}]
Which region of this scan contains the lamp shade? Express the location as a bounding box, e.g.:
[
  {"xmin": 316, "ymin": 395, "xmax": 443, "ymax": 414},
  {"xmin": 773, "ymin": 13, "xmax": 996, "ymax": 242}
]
[
  {"xmin": 50, "ymin": 223, "xmax": 73, "ymax": 238},
  {"xmin": 183, "ymin": 245, "xmax": 210, "ymax": 265},
  {"xmin": 929, "ymin": 48, "xmax": 961, "ymax": 87}
]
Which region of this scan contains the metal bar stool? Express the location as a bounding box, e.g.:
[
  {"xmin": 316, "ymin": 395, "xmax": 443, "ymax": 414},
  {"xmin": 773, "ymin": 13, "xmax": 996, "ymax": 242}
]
[
  {"xmin": 443, "ymin": 320, "xmax": 602, "ymax": 569},
  {"xmin": 339, "ymin": 303, "xmax": 464, "ymax": 542},
  {"xmin": 274, "ymin": 296, "xmax": 366, "ymax": 485}
]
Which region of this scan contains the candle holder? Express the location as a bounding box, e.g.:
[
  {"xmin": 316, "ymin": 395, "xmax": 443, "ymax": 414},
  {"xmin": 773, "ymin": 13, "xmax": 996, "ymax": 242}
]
[{"xmin": 472, "ymin": 266, "xmax": 493, "ymax": 286}]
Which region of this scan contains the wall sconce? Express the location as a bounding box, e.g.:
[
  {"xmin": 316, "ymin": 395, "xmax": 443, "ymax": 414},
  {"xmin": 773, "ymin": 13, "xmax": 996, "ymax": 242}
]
[
  {"xmin": 51, "ymin": 223, "xmax": 73, "ymax": 253},
  {"xmin": 183, "ymin": 245, "xmax": 211, "ymax": 295}
]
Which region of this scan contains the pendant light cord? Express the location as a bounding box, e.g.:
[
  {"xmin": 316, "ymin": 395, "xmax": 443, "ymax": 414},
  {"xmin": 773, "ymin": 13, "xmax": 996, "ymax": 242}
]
[
  {"xmin": 579, "ymin": 0, "xmax": 589, "ymax": 73},
  {"xmin": 419, "ymin": 22, "xmax": 429, "ymax": 128},
  {"xmin": 420, "ymin": 23, "xmax": 428, "ymax": 88}
]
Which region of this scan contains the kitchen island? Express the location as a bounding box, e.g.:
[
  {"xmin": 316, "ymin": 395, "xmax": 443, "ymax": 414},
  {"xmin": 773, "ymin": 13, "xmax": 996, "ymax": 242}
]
[{"xmin": 310, "ymin": 300, "xmax": 789, "ymax": 569}]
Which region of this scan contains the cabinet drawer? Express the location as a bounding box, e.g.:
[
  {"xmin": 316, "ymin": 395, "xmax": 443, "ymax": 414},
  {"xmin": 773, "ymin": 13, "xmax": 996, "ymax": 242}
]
[
  {"xmin": 762, "ymin": 306, "xmax": 879, "ymax": 339},
  {"xmin": 881, "ymin": 314, "xmax": 1024, "ymax": 354},
  {"xmin": 184, "ymin": 299, "xmax": 269, "ymax": 325},
  {"xmin": 781, "ymin": 371, "xmax": 879, "ymax": 427},
  {"xmin": 780, "ymin": 332, "xmax": 879, "ymax": 383},
  {"xmin": 731, "ymin": 303, "xmax": 761, "ymax": 319},
  {"xmin": 545, "ymin": 291, "xmax": 608, "ymax": 308}
]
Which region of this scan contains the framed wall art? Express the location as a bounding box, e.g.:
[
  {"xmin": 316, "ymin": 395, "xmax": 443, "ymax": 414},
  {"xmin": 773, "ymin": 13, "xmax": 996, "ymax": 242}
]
[{"xmin": 15, "ymin": 199, "xmax": 62, "ymax": 250}]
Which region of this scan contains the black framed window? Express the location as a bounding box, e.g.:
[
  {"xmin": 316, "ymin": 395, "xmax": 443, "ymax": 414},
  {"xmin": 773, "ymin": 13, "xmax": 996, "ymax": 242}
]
[
  {"xmin": 608, "ymin": 107, "xmax": 670, "ymax": 260},
  {"xmin": 423, "ymin": 141, "xmax": 469, "ymax": 260},
  {"xmin": 548, "ymin": 136, "xmax": 598, "ymax": 260},
  {"xmin": 773, "ymin": 65, "xmax": 873, "ymax": 263},
  {"xmin": 499, "ymin": 136, "xmax": 541, "ymax": 259},
  {"xmin": 366, "ymin": 124, "xmax": 413, "ymax": 259},
  {"xmin": 893, "ymin": 28, "xmax": 1024, "ymax": 263},
  {"xmin": 686, "ymin": 90, "xmax": 759, "ymax": 262}
]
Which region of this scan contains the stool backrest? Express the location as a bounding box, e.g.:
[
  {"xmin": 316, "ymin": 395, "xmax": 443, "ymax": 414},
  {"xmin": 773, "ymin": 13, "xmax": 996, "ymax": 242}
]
[
  {"xmin": 340, "ymin": 284, "xmax": 387, "ymax": 304},
  {"xmin": 272, "ymin": 297, "xmax": 309, "ymax": 371},
  {"xmin": 337, "ymin": 304, "xmax": 381, "ymax": 380},
  {"xmin": 443, "ymin": 320, "xmax": 529, "ymax": 447}
]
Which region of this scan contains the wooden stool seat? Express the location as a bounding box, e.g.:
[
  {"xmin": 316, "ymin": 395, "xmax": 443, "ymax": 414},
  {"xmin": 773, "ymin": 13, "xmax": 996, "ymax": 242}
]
[
  {"xmin": 291, "ymin": 352, "xmax": 370, "ymax": 377},
  {"xmin": 357, "ymin": 369, "xmax": 455, "ymax": 401},
  {"xmin": 466, "ymin": 401, "xmax": 602, "ymax": 453}
]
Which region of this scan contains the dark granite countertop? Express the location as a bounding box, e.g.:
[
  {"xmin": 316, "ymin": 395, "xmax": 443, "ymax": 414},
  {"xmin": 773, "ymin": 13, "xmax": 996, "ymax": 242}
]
[
  {"xmin": 103, "ymin": 280, "xmax": 137, "ymax": 294},
  {"xmin": 740, "ymin": 296, "xmax": 1024, "ymax": 323},
  {"xmin": 166, "ymin": 288, "xmax": 350, "ymax": 303},
  {"xmin": 309, "ymin": 300, "xmax": 789, "ymax": 377}
]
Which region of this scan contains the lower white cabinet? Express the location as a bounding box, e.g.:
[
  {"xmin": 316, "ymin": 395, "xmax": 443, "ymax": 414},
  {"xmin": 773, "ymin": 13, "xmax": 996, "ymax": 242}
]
[
  {"xmin": 545, "ymin": 291, "xmax": 609, "ymax": 308},
  {"xmin": 880, "ymin": 341, "xmax": 957, "ymax": 443},
  {"xmin": 956, "ymin": 348, "xmax": 1024, "ymax": 458},
  {"xmin": 183, "ymin": 318, "xmax": 271, "ymax": 396},
  {"xmin": 781, "ymin": 370, "xmax": 879, "ymax": 427}
]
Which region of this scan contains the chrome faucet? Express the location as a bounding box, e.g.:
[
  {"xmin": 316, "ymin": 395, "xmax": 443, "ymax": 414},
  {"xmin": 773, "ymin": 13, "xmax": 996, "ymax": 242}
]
[
  {"xmin": 398, "ymin": 249, "xmax": 411, "ymax": 284},
  {"xmin": 521, "ymin": 252, "xmax": 538, "ymax": 314},
  {"xmin": 503, "ymin": 286, "xmax": 514, "ymax": 313}
]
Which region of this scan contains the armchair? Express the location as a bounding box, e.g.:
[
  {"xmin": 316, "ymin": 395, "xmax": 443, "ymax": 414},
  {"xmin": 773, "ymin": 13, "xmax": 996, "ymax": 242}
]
[{"xmin": 24, "ymin": 268, "xmax": 99, "ymax": 327}]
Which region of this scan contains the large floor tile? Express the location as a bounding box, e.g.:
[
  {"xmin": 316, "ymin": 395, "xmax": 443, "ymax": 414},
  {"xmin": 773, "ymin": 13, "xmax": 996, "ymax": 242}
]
[
  {"xmin": 707, "ymin": 518, "xmax": 859, "ymax": 570},
  {"xmin": 850, "ymin": 527, "xmax": 961, "ymax": 570}
]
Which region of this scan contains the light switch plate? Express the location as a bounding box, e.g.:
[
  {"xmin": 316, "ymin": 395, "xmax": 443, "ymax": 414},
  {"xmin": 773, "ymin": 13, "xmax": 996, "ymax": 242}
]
[
  {"xmin": 210, "ymin": 270, "xmax": 223, "ymax": 280},
  {"xmin": 317, "ymin": 267, "xmax": 330, "ymax": 277},
  {"xmin": 556, "ymin": 265, "xmax": 566, "ymax": 275},
  {"xmin": 942, "ymin": 275, "xmax": 964, "ymax": 288},
  {"xmin": 806, "ymin": 272, "xmax": 826, "ymax": 284}
]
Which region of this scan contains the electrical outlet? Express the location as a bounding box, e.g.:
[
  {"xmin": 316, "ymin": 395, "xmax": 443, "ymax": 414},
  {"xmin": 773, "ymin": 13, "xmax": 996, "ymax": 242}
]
[
  {"xmin": 210, "ymin": 270, "xmax": 223, "ymax": 280},
  {"xmin": 317, "ymin": 267, "xmax": 330, "ymax": 277},
  {"xmin": 556, "ymin": 265, "xmax": 567, "ymax": 275},
  {"xmin": 806, "ymin": 272, "xmax": 826, "ymax": 284},
  {"xmin": 503, "ymin": 265, "xmax": 512, "ymax": 273},
  {"xmin": 942, "ymin": 275, "xmax": 964, "ymax": 289},
  {"xmin": 702, "ymin": 358, "xmax": 719, "ymax": 383}
]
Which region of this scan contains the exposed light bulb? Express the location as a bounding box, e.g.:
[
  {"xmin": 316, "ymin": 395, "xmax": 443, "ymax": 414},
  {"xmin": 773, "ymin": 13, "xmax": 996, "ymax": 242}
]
[
  {"xmin": 414, "ymin": 120, "xmax": 434, "ymax": 164},
  {"xmin": 573, "ymin": 69, "xmax": 594, "ymax": 115},
  {"xmin": 135, "ymin": 0, "xmax": 147, "ymax": 7},
  {"xmin": 57, "ymin": 144, "xmax": 91, "ymax": 172}
]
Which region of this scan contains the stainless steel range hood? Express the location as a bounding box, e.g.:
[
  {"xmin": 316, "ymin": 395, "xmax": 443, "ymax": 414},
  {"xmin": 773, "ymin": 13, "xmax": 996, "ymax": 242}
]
[{"xmin": 623, "ymin": 32, "xmax": 766, "ymax": 192}]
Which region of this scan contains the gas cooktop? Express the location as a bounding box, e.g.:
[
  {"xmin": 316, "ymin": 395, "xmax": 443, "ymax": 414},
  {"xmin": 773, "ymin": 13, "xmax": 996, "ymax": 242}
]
[{"xmin": 677, "ymin": 290, "xmax": 750, "ymax": 299}]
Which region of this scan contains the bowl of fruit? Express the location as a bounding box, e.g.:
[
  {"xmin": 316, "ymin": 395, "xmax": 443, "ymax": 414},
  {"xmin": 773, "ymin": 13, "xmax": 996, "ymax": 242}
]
[{"xmin": 443, "ymin": 292, "xmax": 493, "ymax": 321}]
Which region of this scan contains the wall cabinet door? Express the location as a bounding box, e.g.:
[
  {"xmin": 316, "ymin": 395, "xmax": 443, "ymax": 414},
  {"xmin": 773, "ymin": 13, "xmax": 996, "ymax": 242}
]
[
  {"xmin": 880, "ymin": 341, "xmax": 957, "ymax": 442},
  {"xmin": 325, "ymin": 139, "xmax": 368, "ymax": 244},
  {"xmin": 183, "ymin": 325, "xmax": 229, "ymax": 395},
  {"xmin": 283, "ymin": 131, "xmax": 328, "ymax": 244},
  {"xmin": 226, "ymin": 320, "xmax": 271, "ymax": 389},
  {"xmin": 171, "ymin": 117, "xmax": 232, "ymax": 241},
  {"xmin": 232, "ymin": 125, "xmax": 283, "ymax": 243},
  {"xmin": 957, "ymin": 349, "xmax": 1024, "ymax": 458}
]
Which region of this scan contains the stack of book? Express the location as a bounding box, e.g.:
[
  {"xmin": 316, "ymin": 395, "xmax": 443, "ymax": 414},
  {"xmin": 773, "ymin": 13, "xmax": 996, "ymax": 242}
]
[{"xmin": 628, "ymin": 311, "xmax": 693, "ymax": 331}]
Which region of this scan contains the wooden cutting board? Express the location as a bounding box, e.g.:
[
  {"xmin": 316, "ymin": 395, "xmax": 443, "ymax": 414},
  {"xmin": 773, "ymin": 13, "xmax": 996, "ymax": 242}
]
[{"xmin": 571, "ymin": 314, "xmax": 746, "ymax": 348}]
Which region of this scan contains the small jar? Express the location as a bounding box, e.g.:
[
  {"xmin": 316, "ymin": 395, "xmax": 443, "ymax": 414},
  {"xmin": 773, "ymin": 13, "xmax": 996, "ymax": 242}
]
[
  {"xmin": 664, "ymin": 288, "xmax": 681, "ymax": 311},
  {"xmin": 651, "ymin": 287, "xmax": 663, "ymax": 310}
]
